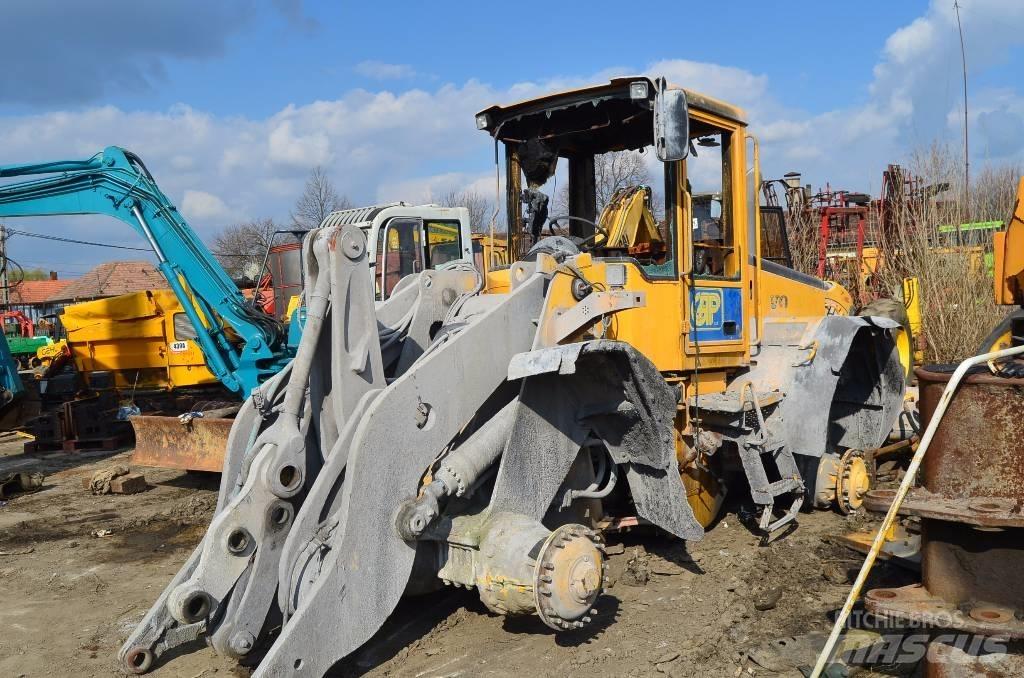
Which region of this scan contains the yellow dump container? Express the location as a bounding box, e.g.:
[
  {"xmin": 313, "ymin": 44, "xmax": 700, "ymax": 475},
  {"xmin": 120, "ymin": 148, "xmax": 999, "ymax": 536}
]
[{"xmin": 60, "ymin": 289, "xmax": 217, "ymax": 391}]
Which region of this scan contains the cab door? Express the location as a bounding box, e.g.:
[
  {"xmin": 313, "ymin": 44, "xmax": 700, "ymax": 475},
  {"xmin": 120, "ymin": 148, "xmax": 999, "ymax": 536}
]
[
  {"xmin": 376, "ymin": 217, "xmax": 425, "ymax": 301},
  {"xmin": 682, "ymin": 122, "xmax": 750, "ymax": 366}
]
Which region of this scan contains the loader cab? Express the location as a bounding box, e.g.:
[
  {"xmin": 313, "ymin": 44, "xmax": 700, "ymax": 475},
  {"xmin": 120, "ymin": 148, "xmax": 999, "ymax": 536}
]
[
  {"xmin": 477, "ymin": 77, "xmax": 754, "ymax": 371},
  {"xmin": 318, "ymin": 203, "xmax": 474, "ymax": 301}
]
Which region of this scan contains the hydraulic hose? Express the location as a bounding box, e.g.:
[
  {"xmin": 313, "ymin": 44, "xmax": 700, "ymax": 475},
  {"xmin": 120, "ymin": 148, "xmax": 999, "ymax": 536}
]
[{"xmin": 281, "ymin": 234, "xmax": 332, "ymax": 424}]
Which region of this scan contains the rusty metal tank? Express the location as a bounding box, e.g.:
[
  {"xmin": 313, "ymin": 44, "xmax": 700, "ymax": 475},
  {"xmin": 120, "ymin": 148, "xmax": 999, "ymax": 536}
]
[{"xmin": 864, "ymin": 365, "xmax": 1024, "ymax": 676}]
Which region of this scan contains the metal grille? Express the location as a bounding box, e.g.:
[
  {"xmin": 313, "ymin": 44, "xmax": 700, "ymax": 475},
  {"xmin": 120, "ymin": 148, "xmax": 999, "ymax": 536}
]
[{"xmin": 319, "ymin": 203, "xmax": 406, "ymax": 228}]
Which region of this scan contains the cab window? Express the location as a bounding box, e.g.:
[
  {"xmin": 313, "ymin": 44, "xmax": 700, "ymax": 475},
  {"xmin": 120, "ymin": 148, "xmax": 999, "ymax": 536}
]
[
  {"xmin": 687, "ymin": 129, "xmax": 739, "ymax": 279},
  {"xmin": 378, "ymin": 218, "xmax": 424, "ymax": 300},
  {"xmin": 173, "ymin": 313, "xmax": 198, "ymax": 341},
  {"xmin": 425, "ymin": 220, "xmax": 463, "ymax": 268}
]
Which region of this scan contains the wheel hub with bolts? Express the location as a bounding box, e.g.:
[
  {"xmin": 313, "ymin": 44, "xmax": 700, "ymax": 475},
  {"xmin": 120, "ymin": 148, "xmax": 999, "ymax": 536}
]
[
  {"xmin": 534, "ymin": 524, "xmax": 607, "ymax": 631},
  {"xmin": 836, "ymin": 448, "xmax": 869, "ymax": 514}
]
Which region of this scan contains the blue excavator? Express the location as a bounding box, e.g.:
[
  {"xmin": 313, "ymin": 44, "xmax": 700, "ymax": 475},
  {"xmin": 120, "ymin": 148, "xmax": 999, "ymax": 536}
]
[
  {"xmin": 0, "ymin": 147, "xmax": 291, "ymax": 396},
  {"xmin": 0, "ymin": 332, "xmax": 26, "ymax": 426},
  {"xmin": 0, "ymin": 147, "xmax": 294, "ymax": 459},
  {"xmin": 0, "ymin": 147, "xmax": 475, "ymax": 464}
]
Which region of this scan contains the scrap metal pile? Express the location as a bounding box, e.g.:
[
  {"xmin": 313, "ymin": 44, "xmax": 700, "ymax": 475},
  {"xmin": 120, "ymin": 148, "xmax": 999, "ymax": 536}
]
[{"xmin": 864, "ymin": 366, "xmax": 1024, "ymax": 676}]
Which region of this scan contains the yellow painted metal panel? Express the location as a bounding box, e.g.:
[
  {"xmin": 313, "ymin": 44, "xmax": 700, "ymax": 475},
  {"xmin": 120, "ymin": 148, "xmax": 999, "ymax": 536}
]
[{"xmin": 61, "ymin": 289, "xmax": 217, "ymax": 390}]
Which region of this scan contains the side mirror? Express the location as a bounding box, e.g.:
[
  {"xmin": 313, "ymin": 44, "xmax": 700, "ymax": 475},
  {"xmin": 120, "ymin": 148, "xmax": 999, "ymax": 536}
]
[{"xmin": 653, "ymin": 78, "xmax": 689, "ymax": 161}]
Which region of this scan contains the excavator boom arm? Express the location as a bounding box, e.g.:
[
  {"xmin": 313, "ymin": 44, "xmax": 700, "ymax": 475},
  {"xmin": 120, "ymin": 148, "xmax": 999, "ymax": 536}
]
[{"xmin": 0, "ymin": 147, "xmax": 287, "ymax": 394}]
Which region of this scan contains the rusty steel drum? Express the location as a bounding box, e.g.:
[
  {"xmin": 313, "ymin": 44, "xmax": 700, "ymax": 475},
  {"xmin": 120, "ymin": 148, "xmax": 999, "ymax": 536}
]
[{"xmin": 863, "ymin": 366, "xmax": 1024, "ymax": 676}]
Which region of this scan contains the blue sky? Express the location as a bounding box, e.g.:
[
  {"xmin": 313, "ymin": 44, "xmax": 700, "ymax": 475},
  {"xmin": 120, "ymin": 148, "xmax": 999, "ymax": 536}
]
[{"xmin": 1, "ymin": 0, "xmax": 1022, "ymax": 277}]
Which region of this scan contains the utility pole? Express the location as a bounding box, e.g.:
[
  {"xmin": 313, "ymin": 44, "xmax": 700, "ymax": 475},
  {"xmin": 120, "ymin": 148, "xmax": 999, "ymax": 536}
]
[
  {"xmin": 0, "ymin": 223, "xmax": 8, "ymax": 310},
  {"xmin": 954, "ymin": 0, "xmax": 970, "ymax": 229}
]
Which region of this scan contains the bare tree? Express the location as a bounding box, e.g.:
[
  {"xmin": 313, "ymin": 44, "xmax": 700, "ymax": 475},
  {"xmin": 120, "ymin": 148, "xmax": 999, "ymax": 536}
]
[
  {"xmin": 971, "ymin": 162, "xmax": 1021, "ymax": 223},
  {"xmin": 291, "ymin": 166, "xmax": 352, "ymax": 230},
  {"xmin": 870, "ymin": 143, "xmax": 1010, "ymax": 362},
  {"xmin": 553, "ymin": 150, "xmax": 653, "ymax": 217},
  {"xmin": 212, "ymin": 217, "xmax": 278, "ymax": 280},
  {"xmin": 436, "ymin": 188, "xmax": 494, "ymax": 233}
]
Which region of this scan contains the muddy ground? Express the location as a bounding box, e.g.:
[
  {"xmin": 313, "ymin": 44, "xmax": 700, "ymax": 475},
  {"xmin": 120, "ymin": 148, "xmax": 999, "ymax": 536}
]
[{"xmin": 0, "ymin": 434, "xmax": 916, "ymax": 678}]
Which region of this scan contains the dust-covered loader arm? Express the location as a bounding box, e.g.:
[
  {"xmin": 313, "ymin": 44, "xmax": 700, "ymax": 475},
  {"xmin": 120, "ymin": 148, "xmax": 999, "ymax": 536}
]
[{"xmin": 124, "ymin": 228, "xmax": 703, "ymax": 676}]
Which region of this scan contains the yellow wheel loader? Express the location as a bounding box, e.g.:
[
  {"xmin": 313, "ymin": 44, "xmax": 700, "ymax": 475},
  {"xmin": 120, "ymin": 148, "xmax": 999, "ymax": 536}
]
[{"xmin": 123, "ymin": 77, "xmax": 906, "ymax": 676}]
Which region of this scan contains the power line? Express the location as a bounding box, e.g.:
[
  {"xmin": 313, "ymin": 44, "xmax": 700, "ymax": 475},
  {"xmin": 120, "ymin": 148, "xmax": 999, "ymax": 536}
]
[
  {"xmin": 15, "ymin": 260, "xmax": 96, "ymax": 270},
  {"xmin": 4, "ymin": 227, "xmax": 152, "ymax": 251},
  {"xmin": 4, "ymin": 226, "xmax": 257, "ymax": 260},
  {"xmin": 954, "ymin": 0, "xmax": 970, "ymax": 225}
]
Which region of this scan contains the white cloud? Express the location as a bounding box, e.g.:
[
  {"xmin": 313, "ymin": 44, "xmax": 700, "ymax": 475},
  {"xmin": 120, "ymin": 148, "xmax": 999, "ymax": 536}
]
[
  {"xmin": 883, "ymin": 16, "xmax": 937, "ymax": 65},
  {"xmin": 267, "ymin": 118, "xmax": 332, "ymax": 168},
  {"xmin": 181, "ymin": 189, "xmax": 233, "ymax": 223},
  {"xmin": 354, "ymin": 60, "xmax": 417, "ymax": 80},
  {"xmin": 647, "ymin": 59, "xmax": 769, "ymax": 109},
  {"xmin": 375, "ymin": 170, "xmax": 503, "ymax": 207},
  {"xmin": 757, "ymin": 119, "xmax": 812, "ymax": 144},
  {"xmin": 3, "ymin": 0, "xmax": 1024, "ymax": 275}
]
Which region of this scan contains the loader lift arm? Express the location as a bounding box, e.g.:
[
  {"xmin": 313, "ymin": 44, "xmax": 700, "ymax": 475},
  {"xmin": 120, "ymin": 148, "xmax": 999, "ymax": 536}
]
[{"xmin": 0, "ymin": 147, "xmax": 289, "ymax": 395}]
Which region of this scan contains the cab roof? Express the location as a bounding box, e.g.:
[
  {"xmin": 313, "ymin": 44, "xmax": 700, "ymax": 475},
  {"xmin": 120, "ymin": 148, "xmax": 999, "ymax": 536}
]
[{"xmin": 475, "ymin": 76, "xmax": 748, "ymax": 138}]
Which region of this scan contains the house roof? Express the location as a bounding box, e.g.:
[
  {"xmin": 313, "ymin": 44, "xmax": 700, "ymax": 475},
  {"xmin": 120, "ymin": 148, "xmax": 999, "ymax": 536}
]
[
  {"xmin": 8, "ymin": 279, "xmax": 74, "ymax": 305},
  {"xmin": 48, "ymin": 261, "xmax": 168, "ymax": 302}
]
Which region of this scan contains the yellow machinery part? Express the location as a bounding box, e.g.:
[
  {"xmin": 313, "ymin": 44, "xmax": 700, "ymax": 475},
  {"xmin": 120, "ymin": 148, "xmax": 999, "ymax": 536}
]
[
  {"xmin": 60, "ymin": 289, "xmax": 217, "ymax": 391},
  {"xmin": 901, "ymin": 277, "xmax": 924, "ymax": 364},
  {"xmin": 993, "ymin": 176, "xmax": 1024, "ymax": 306},
  {"xmin": 284, "ymin": 295, "xmax": 301, "ymax": 322},
  {"xmin": 894, "ymin": 326, "xmax": 914, "ymax": 381},
  {"xmin": 673, "ymin": 414, "xmax": 725, "ymax": 528},
  {"xmin": 35, "ymin": 338, "xmax": 68, "ymax": 365},
  {"xmin": 595, "ymin": 185, "xmax": 664, "ymax": 252},
  {"xmin": 472, "ymin": 233, "xmax": 510, "ymax": 279},
  {"xmin": 681, "ymin": 464, "xmax": 725, "ymax": 528}
]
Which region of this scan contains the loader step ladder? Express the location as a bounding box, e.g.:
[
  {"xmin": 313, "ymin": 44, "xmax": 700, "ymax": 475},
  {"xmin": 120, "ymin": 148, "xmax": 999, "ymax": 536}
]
[{"xmin": 689, "ymin": 385, "xmax": 804, "ymax": 534}]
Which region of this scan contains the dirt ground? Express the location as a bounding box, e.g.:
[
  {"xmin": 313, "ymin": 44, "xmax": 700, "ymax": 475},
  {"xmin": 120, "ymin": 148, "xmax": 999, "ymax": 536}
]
[{"xmin": 0, "ymin": 434, "xmax": 916, "ymax": 678}]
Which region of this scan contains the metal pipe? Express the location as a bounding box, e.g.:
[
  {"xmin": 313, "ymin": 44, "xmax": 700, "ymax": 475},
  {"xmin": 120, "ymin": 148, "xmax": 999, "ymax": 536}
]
[
  {"xmin": 281, "ymin": 235, "xmax": 332, "ymax": 422},
  {"xmin": 809, "ymin": 343, "xmax": 1024, "ymax": 678},
  {"xmin": 131, "ymin": 205, "xmax": 167, "ymax": 263},
  {"xmin": 571, "ymin": 451, "xmax": 617, "ymax": 500}
]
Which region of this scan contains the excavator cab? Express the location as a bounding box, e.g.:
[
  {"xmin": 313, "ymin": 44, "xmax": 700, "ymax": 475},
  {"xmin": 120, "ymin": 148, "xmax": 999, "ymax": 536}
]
[{"xmin": 314, "ymin": 203, "xmax": 474, "ymax": 301}]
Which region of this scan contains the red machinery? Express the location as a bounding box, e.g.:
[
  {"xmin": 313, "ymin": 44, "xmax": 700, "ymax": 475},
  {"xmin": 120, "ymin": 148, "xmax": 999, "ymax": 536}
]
[
  {"xmin": 766, "ymin": 165, "xmax": 932, "ymax": 308},
  {"xmin": 1, "ymin": 309, "xmax": 35, "ymax": 337},
  {"xmin": 809, "ymin": 185, "xmax": 873, "ymax": 304}
]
